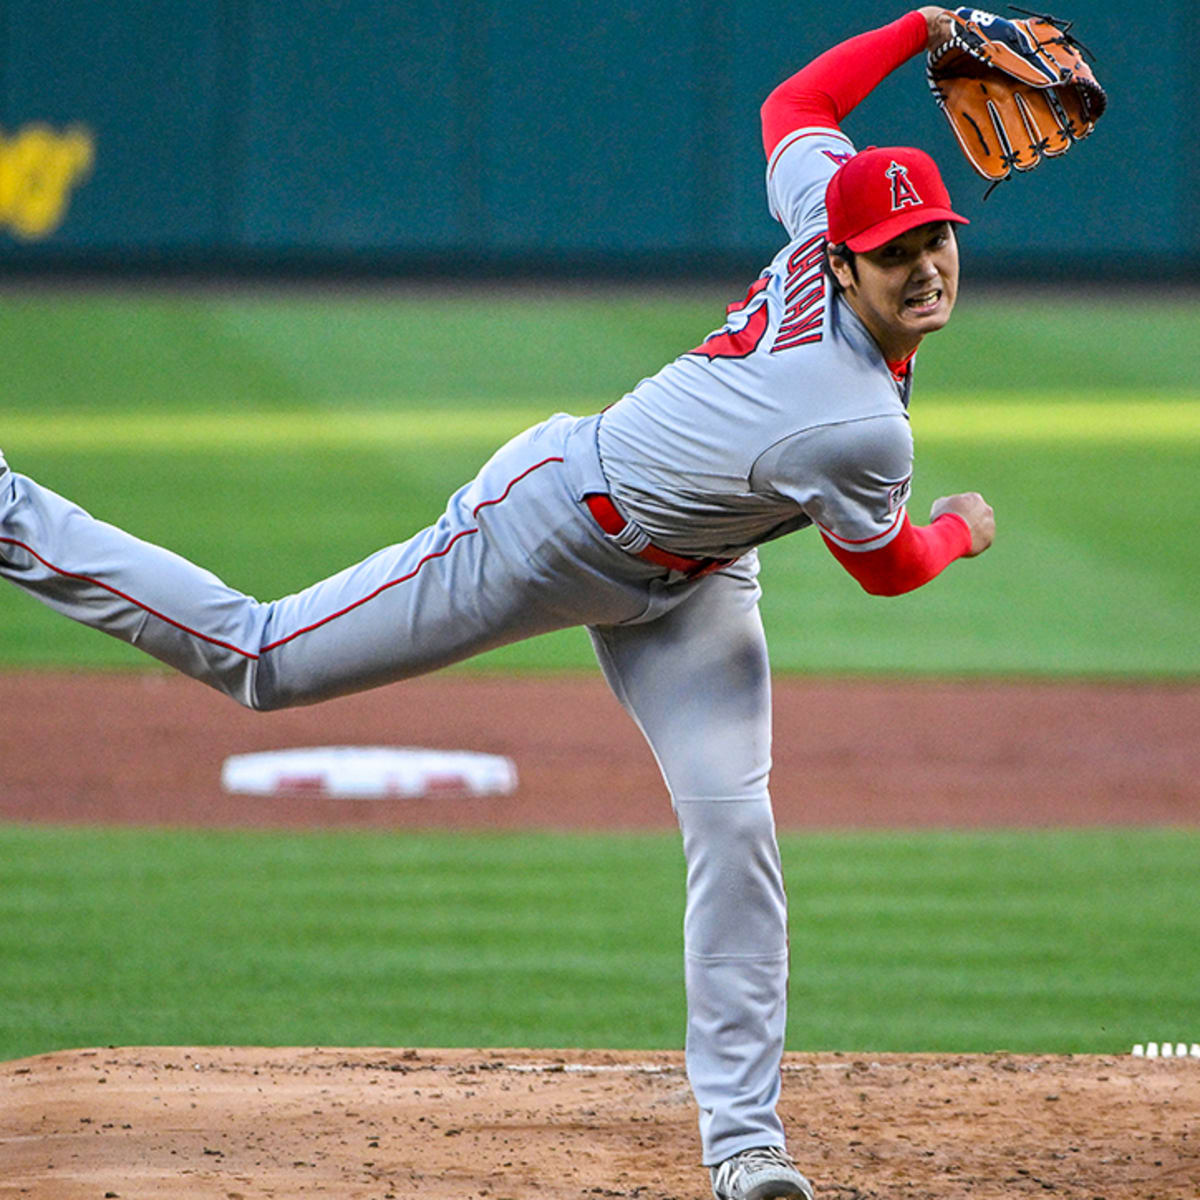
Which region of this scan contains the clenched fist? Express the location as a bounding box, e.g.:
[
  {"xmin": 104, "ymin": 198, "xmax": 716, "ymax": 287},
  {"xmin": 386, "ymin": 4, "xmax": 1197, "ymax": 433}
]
[{"xmin": 931, "ymin": 492, "xmax": 995, "ymax": 557}]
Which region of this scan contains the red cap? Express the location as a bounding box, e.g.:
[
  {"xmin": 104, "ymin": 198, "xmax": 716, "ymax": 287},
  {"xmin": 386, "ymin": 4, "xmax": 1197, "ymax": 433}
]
[{"xmin": 825, "ymin": 146, "xmax": 968, "ymax": 253}]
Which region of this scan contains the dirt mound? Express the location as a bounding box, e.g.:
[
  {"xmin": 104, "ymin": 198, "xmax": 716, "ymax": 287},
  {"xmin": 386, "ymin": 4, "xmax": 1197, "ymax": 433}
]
[{"xmin": 2, "ymin": 1046, "xmax": 1196, "ymax": 1199}]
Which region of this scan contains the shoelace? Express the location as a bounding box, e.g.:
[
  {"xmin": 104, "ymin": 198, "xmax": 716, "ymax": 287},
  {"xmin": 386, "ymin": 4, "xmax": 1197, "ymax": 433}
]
[{"xmin": 713, "ymin": 1146, "xmax": 798, "ymax": 1194}]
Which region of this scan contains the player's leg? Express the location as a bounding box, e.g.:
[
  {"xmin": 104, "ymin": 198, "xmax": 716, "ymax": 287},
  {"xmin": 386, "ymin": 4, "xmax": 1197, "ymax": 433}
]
[
  {"xmin": 587, "ymin": 555, "xmax": 790, "ymax": 1168},
  {"xmin": 0, "ymin": 418, "xmax": 649, "ymax": 708},
  {"xmin": 0, "ymin": 456, "xmax": 279, "ymax": 705},
  {"xmin": 253, "ymin": 413, "xmax": 655, "ymax": 707}
]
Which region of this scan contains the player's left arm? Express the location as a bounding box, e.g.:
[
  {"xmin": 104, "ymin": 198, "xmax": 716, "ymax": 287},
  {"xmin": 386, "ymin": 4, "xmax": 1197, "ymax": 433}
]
[
  {"xmin": 822, "ymin": 494, "xmax": 993, "ymax": 596},
  {"xmin": 754, "ymin": 414, "xmax": 993, "ymax": 597}
]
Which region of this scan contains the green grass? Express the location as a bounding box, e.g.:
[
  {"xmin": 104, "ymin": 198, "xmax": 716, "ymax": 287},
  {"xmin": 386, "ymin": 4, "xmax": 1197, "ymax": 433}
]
[
  {"xmin": 1, "ymin": 288, "xmax": 1198, "ymax": 675},
  {"xmin": 1, "ymin": 825, "xmax": 1196, "ymax": 1064},
  {"xmin": 4, "ymin": 293, "xmax": 1195, "ymax": 1073}
]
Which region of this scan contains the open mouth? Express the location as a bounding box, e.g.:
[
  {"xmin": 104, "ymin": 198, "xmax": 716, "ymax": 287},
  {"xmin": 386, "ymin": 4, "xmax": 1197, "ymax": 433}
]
[{"xmin": 904, "ymin": 288, "xmax": 943, "ymax": 314}]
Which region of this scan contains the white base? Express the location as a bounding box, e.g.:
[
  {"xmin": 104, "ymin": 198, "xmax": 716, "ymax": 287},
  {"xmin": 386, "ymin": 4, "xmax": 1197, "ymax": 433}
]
[{"xmin": 220, "ymin": 746, "xmax": 518, "ymax": 800}]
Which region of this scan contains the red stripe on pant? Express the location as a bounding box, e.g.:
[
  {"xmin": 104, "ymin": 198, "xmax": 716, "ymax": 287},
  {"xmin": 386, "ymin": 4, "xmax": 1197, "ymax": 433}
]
[{"xmin": 1, "ymin": 454, "xmax": 566, "ymax": 660}]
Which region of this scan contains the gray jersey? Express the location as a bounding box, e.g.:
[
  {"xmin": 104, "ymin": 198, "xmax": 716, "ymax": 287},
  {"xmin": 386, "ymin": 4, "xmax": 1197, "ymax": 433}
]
[{"xmin": 597, "ymin": 126, "xmax": 914, "ymax": 561}]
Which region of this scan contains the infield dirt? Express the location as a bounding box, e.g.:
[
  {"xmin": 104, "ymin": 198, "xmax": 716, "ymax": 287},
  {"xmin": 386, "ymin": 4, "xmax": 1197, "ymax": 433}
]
[
  {"xmin": 2, "ymin": 670, "xmax": 1199, "ymax": 1198},
  {"xmin": 3, "ymin": 1046, "xmax": 1198, "ymax": 1199},
  {"xmin": 3, "ymin": 671, "xmax": 1198, "ymax": 829}
]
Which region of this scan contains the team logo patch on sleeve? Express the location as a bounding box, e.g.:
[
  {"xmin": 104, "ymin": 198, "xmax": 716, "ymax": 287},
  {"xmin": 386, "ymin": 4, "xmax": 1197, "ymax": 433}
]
[{"xmin": 887, "ymin": 475, "xmax": 912, "ymax": 513}]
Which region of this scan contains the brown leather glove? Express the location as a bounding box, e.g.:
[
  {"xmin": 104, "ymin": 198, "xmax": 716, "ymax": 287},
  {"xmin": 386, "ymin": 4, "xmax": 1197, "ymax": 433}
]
[{"xmin": 927, "ymin": 7, "xmax": 1107, "ymax": 183}]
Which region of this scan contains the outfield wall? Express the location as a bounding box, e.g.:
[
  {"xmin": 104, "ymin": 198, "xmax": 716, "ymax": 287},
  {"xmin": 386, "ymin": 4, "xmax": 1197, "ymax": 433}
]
[{"xmin": 0, "ymin": 0, "xmax": 1193, "ymax": 279}]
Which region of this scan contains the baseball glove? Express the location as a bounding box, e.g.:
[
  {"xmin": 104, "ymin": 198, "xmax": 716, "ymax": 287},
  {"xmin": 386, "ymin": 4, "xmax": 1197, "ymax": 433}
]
[{"xmin": 927, "ymin": 7, "xmax": 1107, "ymax": 184}]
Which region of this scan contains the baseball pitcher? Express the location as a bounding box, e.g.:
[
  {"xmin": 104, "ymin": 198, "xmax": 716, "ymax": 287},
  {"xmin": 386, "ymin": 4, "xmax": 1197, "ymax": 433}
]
[{"xmin": 0, "ymin": 6, "xmax": 1102, "ymax": 1197}]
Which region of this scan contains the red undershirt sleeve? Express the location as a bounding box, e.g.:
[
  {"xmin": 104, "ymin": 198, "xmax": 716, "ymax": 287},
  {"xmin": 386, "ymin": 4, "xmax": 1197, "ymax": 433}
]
[
  {"xmin": 761, "ymin": 11, "xmax": 930, "ymax": 158},
  {"xmin": 822, "ymin": 511, "xmax": 973, "ymax": 596}
]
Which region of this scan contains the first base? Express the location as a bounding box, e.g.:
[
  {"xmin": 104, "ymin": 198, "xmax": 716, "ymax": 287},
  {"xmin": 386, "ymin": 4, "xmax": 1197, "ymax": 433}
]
[{"xmin": 220, "ymin": 746, "xmax": 518, "ymax": 800}]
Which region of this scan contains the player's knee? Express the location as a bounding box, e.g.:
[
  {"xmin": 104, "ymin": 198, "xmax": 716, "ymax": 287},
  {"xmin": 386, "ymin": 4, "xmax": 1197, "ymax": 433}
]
[
  {"xmin": 664, "ymin": 749, "xmax": 771, "ymax": 803},
  {"xmin": 246, "ymin": 682, "xmax": 291, "ymax": 712},
  {"xmin": 679, "ymin": 796, "xmax": 778, "ymax": 857},
  {"xmin": 243, "ymin": 665, "xmax": 288, "ymax": 712},
  {"xmin": 678, "ymin": 798, "xmax": 787, "ymax": 957},
  {"xmin": 677, "ymin": 797, "xmax": 782, "ymax": 883},
  {"xmin": 245, "ymin": 689, "xmax": 282, "ymax": 713},
  {"xmin": 243, "ymin": 664, "xmax": 334, "ymax": 713}
]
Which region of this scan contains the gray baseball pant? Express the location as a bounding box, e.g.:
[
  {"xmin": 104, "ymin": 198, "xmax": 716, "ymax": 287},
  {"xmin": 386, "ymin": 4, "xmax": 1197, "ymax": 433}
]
[{"xmin": 0, "ymin": 413, "xmax": 789, "ymax": 1164}]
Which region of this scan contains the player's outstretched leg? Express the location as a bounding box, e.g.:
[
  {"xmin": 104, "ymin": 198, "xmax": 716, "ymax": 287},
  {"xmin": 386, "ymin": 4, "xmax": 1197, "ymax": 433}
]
[
  {"xmin": 589, "ymin": 556, "xmax": 808, "ymax": 1197},
  {"xmin": 0, "ymin": 461, "xmax": 277, "ymax": 706},
  {"xmin": 0, "ymin": 464, "xmax": 540, "ymax": 709},
  {"xmin": 0, "ymin": 416, "xmax": 653, "ymax": 709}
]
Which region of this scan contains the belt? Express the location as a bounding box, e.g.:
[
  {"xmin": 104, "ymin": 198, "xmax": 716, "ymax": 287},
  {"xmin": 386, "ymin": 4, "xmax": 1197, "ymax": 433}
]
[{"xmin": 584, "ymin": 493, "xmax": 733, "ymax": 579}]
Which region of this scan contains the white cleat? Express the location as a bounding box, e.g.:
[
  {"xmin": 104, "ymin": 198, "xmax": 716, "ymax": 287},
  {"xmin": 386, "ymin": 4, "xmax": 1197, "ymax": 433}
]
[{"xmin": 710, "ymin": 1146, "xmax": 814, "ymax": 1200}]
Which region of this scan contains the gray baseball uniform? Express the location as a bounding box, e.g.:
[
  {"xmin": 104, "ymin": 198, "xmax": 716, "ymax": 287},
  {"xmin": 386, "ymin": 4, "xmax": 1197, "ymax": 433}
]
[{"xmin": 0, "ymin": 123, "xmax": 916, "ymax": 1166}]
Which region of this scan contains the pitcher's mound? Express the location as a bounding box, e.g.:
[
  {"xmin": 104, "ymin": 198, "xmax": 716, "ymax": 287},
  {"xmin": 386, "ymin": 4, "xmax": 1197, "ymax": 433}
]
[{"xmin": 2, "ymin": 1046, "xmax": 1196, "ymax": 1199}]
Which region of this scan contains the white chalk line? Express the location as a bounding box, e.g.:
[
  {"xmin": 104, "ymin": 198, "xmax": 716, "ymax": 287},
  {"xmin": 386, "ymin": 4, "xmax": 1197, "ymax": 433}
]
[{"xmin": 499, "ymin": 1061, "xmax": 889, "ymax": 1076}]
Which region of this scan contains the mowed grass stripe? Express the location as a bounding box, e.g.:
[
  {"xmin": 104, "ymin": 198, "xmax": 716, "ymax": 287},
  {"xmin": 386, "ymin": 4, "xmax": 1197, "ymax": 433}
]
[
  {"xmin": 9, "ymin": 395, "xmax": 1200, "ymax": 451},
  {"xmin": 1, "ymin": 825, "xmax": 1197, "ymax": 1062},
  {"xmin": 7, "ymin": 408, "xmax": 551, "ymax": 451}
]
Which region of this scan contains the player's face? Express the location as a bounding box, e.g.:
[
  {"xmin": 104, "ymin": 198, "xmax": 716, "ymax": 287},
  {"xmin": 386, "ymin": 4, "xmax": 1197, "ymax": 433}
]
[{"xmin": 837, "ymin": 222, "xmax": 959, "ymax": 360}]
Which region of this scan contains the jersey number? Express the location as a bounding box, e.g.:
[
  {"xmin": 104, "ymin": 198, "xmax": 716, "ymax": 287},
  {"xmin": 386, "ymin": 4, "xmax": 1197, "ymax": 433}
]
[{"xmin": 688, "ymin": 275, "xmax": 770, "ymax": 360}]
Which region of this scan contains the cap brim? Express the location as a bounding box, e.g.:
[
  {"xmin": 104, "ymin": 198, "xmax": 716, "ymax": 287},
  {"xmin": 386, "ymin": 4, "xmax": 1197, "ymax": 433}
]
[{"xmin": 844, "ymin": 208, "xmax": 969, "ymax": 253}]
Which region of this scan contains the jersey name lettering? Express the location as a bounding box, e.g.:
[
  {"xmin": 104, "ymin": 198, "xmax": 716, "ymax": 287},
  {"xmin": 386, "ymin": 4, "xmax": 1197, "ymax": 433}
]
[{"xmin": 771, "ymin": 232, "xmax": 826, "ymax": 352}]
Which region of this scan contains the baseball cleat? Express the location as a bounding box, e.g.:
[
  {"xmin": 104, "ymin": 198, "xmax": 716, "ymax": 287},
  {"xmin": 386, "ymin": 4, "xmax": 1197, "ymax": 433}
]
[{"xmin": 710, "ymin": 1145, "xmax": 814, "ymax": 1200}]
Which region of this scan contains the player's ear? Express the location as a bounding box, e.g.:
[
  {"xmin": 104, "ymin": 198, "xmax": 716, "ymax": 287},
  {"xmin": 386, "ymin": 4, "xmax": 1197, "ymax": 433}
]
[{"xmin": 824, "ymin": 242, "xmax": 857, "ymax": 294}]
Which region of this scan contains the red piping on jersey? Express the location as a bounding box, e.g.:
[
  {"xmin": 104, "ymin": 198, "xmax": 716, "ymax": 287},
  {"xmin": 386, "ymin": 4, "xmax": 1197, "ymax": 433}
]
[
  {"xmin": 257, "ymin": 529, "xmax": 477, "ymax": 654},
  {"xmin": 766, "ymin": 128, "xmax": 849, "ymax": 184},
  {"xmin": 473, "ymin": 456, "xmax": 564, "ymax": 516},
  {"xmin": 2, "ymin": 455, "xmax": 566, "ymax": 662},
  {"xmin": 817, "ymin": 506, "xmax": 904, "ymax": 547}
]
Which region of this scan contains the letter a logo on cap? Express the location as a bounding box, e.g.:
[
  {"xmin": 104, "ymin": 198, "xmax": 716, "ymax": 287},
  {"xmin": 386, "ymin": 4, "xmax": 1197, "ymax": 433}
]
[
  {"xmin": 886, "ymin": 161, "xmax": 922, "ymax": 212},
  {"xmin": 825, "ymin": 145, "xmax": 968, "ymax": 252}
]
